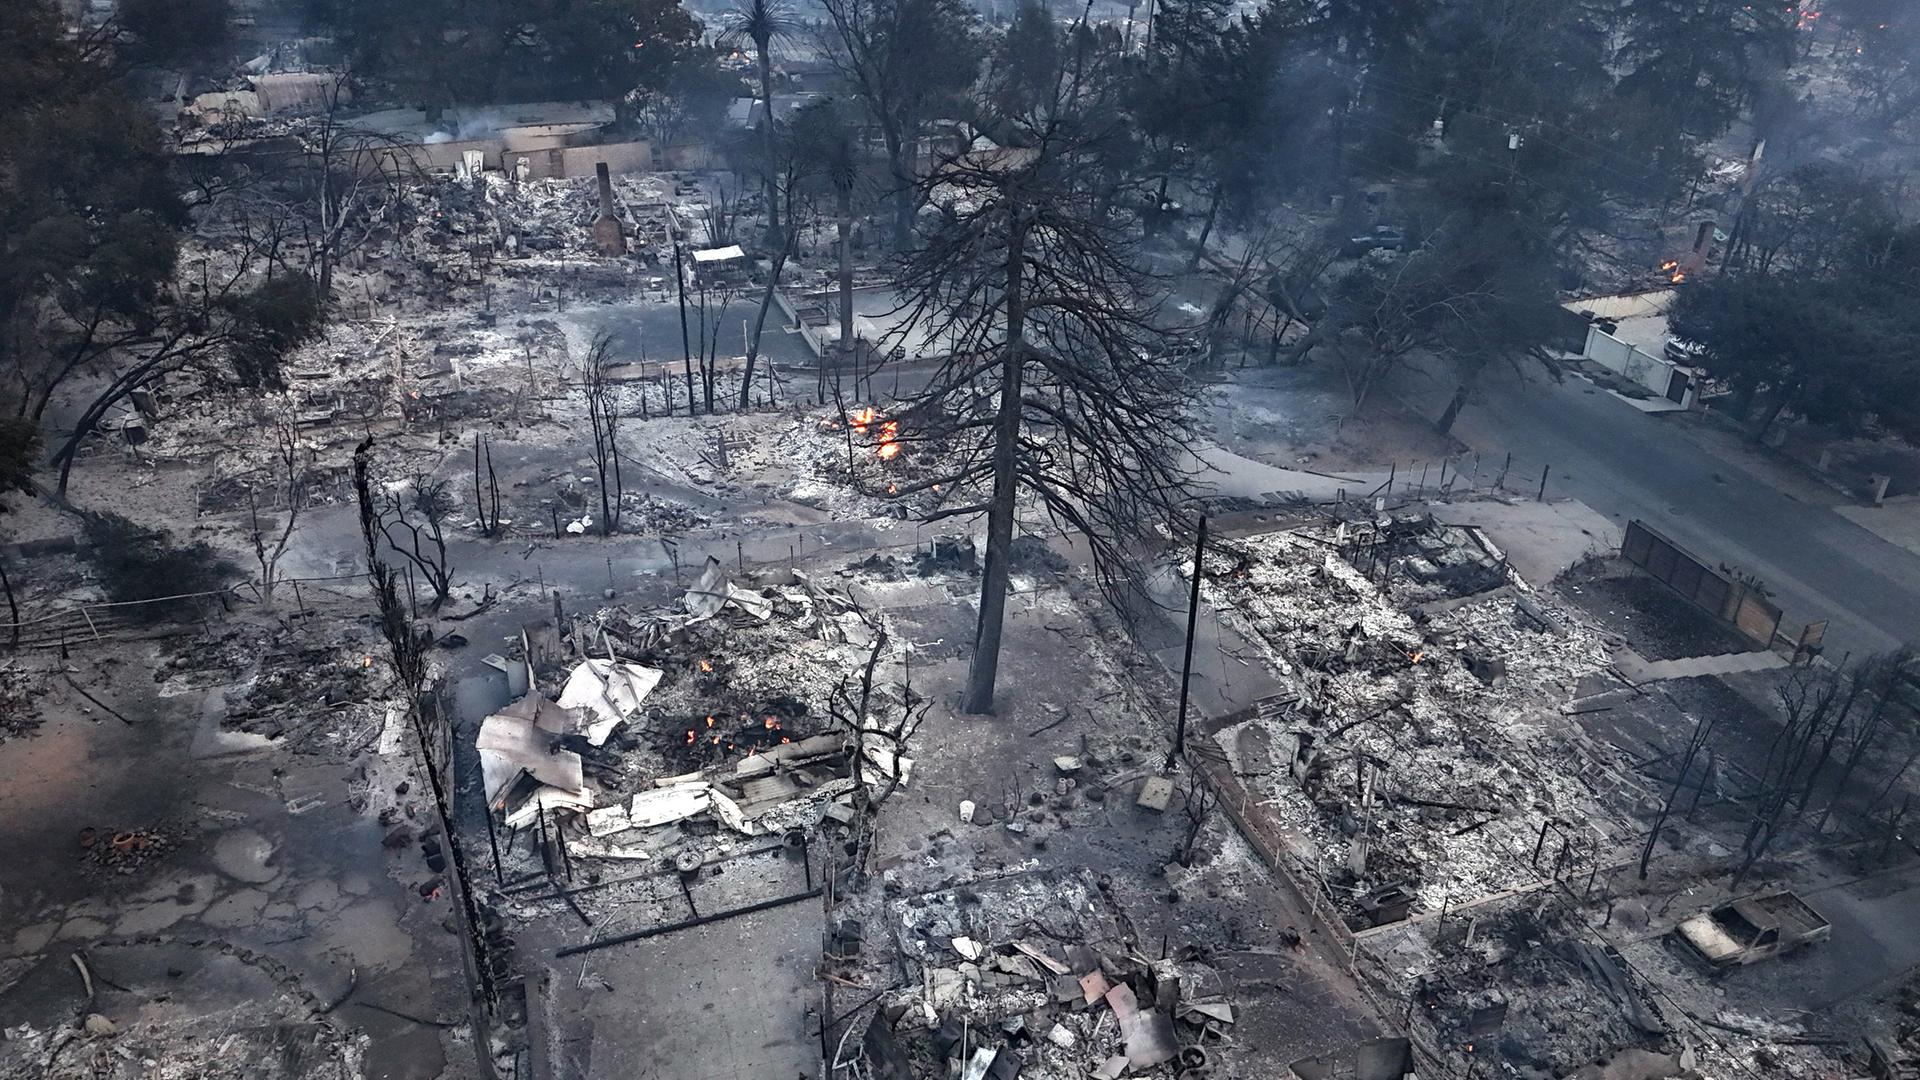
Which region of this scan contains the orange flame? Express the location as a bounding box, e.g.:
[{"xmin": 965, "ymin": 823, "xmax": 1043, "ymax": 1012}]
[
  {"xmin": 706, "ymin": 715, "xmax": 715, "ymax": 728},
  {"xmin": 698, "ymin": 659, "xmax": 713, "ymax": 672},
  {"xmin": 764, "ymin": 715, "xmax": 782, "ymax": 730},
  {"xmin": 877, "ymin": 443, "xmax": 901, "ymax": 460},
  {"xmin": 686, "ymin": 730, "xmax": 696, "ymax": 744}
]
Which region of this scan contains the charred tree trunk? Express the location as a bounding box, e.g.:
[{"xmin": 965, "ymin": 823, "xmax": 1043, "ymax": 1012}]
[
  {"xmin": 1436, "ymin": 382, "xmax": 1472, "ymax": 435},
  {"xmin": 757, "ymin": 40, "xmax": 781, "ymax": 248},
  {"xmin": 741, "ymin": 238, "xmax": 789, "ymax": 411},
  {"xmin": 0, "ymin": 556, "xmax": 17, "ymax": 651},
  {"xmin": 1186, "ymin": 185, "xmax": 1221, "ymax": 272},
  {"xmin": 964, "ymin": 211, "xmax": 1029, "ymax": 715},
  {"xmin": 838, "ymin": 183, "xmax": 855, "ymax": 381},
  {"xmin": 1749, "ymin": 380, "xmax": 1800, "ymax": 444},
  {"xmin": 883, "ymin": 127, "xmax": 916, "ymax": 251}
]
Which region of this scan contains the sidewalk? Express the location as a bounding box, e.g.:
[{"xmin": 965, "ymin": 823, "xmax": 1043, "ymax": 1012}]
[
  {"xmin": 1614, "ymin": 646, "xmax": 1788, "ymax": 683},
  {"xmin": 1835, "ymin": 498, "xmax": 1920, "ymax": 559},
  {"xmin": 1188, "ymin": 442, "xmax": 1392, "ymax": 503}
]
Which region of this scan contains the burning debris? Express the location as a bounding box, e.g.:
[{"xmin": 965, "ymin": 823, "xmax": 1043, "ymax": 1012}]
[{"xmin": 478, "ymin": 556, "xmax": 912, "ymax": 860}]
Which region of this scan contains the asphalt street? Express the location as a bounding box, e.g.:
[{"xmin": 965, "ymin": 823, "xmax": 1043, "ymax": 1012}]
[{"xmin": 1405, "ymin": 361, "xmax": 1920, "ymax": 659}]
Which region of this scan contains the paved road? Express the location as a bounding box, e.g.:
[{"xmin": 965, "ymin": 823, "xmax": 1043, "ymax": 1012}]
[{"xmin": 1407, "ymin": 361, "xmax": 1920, "ymax": 658}]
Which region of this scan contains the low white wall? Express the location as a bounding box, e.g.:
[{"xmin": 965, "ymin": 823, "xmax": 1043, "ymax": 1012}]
[{"xmin": 1583, "ymin": 324, "xmax": 1696, "ymax": 407}]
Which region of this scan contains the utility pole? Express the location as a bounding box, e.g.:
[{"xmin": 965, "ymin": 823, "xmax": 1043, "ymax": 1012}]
[
  {"xmin": 673, "ymin": 241, "xmax": 695, "ymax": 413},
  {"xmin": 1169, "ymin": 515, "xmax": 1208, "ymax": 769}
]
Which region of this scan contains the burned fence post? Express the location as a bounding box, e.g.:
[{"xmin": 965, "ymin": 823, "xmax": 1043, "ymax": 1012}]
[
  {"xmin": 1537, "ymin": 464, "xmax": 1550, "ymax": 502},
  {"xmin": 482, "ymin": 800, "xmax": 505, "ymax": 885}
]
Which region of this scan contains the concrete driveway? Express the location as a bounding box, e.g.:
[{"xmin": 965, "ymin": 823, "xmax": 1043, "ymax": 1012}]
[{"xmin": 1402, "ymin": 360, "xmax": 1920, "ymax": 659}]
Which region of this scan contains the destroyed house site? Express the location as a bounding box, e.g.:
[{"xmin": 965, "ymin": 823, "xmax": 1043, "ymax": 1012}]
[{"xmin": 7, "ymin": 3, "xmax": 1920, "ymax": 1080}]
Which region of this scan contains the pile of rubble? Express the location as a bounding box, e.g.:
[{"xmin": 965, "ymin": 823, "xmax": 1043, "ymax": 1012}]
[
  {"xmin": 0, "ymin": 667, "xmax": 44, "ymax": 742},
  {"xmin": 477, "ymin": 557, "xmax": 911, "ymax": 861},
  {"xmin": 1198, "ymin": 519, "xmax": 1645, "ymax": 915},
  {"xmin": 77, "ymin": 826, "xmax": 179, "ymax": 879},
  {"xmin": 607, "ymin": 405, "xmax": 943, "ymax": 523},
  {"xmin": 839, "ymin": 873, "xmax": 1237, "ymax": 1079}
]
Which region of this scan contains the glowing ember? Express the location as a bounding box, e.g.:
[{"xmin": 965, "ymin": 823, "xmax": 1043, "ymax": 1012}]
[
  {"xmin": 887, "ymin": 483, "xmax": 898, "ymax": 494},
  {"xmin": 698, "ymin": 659, "xmax": 713, "ymax": 672},
  {"xmin": 706, "ymin": 715, "xmax": 716, "ymax": 728},
  {"xmin": 685, "ymin": 730, "xmax": 696, "ymax": 745},
  {"xmin": 764, "ymin": 715, "xmax": 782, "ymax": 730},
  {"xmin": 877, "ymin": 443, "xmax": 901, "ymax": 460}
]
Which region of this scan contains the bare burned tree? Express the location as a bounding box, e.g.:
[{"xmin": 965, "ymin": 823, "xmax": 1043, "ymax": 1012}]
[
  {"xmin": 832, "ymin": 619, "xmax": 930, "ymax": 870},
  {"xmin": 1177, "ymin": 768, "xmax": 1216, "ymax": 866},
  {"xmin": 695, "ymin": 281, "xmax": 738, "ymax": 415},
  {"xmin": 1727, "ymin": 657, "xmax": 1908, "ymax": 890},
  {"xmin": 818, "ymin": 0, "xmax": 980, "ymax": 249},
  {"xmin": 302, "ymin": 75, "xmax": 415, "ymax": 299},
  {"xmin": 375, "ymin": 474, "xmax": 456, "ymax": 608},
  {"xmin": 351, "ymin": 438, "xmax": 498, "ymax": 1024},
  {"xmin": 886, "ymin": 15, "xmax": 1198, "ymax": 713},
  {"xmin": 353, "ymin": 441, "xmax": 428, "ymax": 692},
  {"xmin": 1640, "ymin": 709, "xmax": 1717, "ymax": 879},
  {"xmin": 580, "ymin": 334, "xmax": 625, "ymax": 536},
  {"xmin": 249, "ymin": 418, "xmax": 309, "ymax": 604},
  {"xmin": 472, "ymin": 433, "xmax": 502, "ymax": 537}
]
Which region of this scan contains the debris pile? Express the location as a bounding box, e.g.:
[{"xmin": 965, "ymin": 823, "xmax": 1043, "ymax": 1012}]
[
  {"xmin": 77, "ymin": 826, "xmax": 178, "ymax": 878},
  {"xmin": 479, "ymin": 557, "xmax": 911, "ymax": 861},
  {"xmin": 0, "ymin": 667, "xmax": 45, "ymax": 741},
  {"xmin": 1198, "ymin": 522, "xmax": 1643, "ymax": 915},
  {"xmin": 839, "ymin": 874, "xmax": 1236, "ymax": 1079}
]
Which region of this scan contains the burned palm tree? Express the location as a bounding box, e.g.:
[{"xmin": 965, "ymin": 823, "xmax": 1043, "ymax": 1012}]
[{"xmin": 721, "ymin": 0, "xmax": 799, "ymax": 250}]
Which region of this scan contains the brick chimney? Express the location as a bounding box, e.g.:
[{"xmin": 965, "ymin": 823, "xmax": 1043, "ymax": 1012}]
[{"xmin": 592, "ymin": 162, "xmax": 627, "ymax": 256}]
